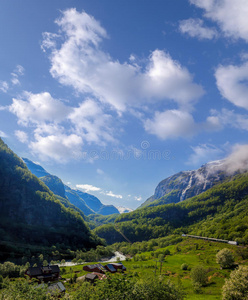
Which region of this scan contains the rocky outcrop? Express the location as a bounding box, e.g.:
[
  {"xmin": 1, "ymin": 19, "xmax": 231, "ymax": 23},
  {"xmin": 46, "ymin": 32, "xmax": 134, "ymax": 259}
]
[{"xmin": 141, "ymin": 160, "xmax": 232, "ymax": 207}]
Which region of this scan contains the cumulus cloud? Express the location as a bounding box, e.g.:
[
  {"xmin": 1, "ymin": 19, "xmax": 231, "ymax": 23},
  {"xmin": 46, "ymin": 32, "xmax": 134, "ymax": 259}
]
[
  {"xmin": 188, "ymin": 142, "xmax": 248, "ymax": 174},
  {"xmin": 9, "ymin": 92, "xmax": 71, "ymax": 126},
  {"xmin": 179, "ymin": 18, "xmax": 218, "ymax": 40},
  {"xmin": 42, "ymin": 8, "xmax": 204, "ymax": 111},
  {"xmin": 144, "ymin": 110, "xmax": 197, "ymax": 140},
  {"xmin": 8, "ymin": 91, "xmax": 114, "ymax": 161},
  {"xmin": 190, "ymin": 0, "xmax": 248, "ymax": 42},
  {"xmin": 30, "ymin": 133, "xmax": 83, "ymax": 162},
  {"xmin": 68, "ymin": 98, "xmax": 114, "ymax": 145},
  {"xmin": 223, "ymin": 144, "xmax": 248, "ymax": 174},
  {"xmin": 215, "ymin": 62, "xmax": 248, "ymax": 110},
  {"xmin": 15, "ymin": 130, "xmax": 28, "ymax": 143},
  {"xmin": 144, "ymin": 108, "xmax": 223, "ymax": 140}
]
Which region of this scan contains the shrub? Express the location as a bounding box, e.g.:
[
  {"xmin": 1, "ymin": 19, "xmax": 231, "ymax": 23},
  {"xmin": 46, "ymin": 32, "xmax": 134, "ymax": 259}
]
[
  {"xmin": 216, "ymin": 248, "xmax": 234, "ymax": 269},
  {"xmin": 190, "ymin": 265, "xmax": 207, "ymax": 287},
  {"xmin": 222, "ymin": 265, "xmax": 248, "ymax": 300},
  {"xmin": 181, "ymin": 263, "xmax": 188, "ymax": 270}
]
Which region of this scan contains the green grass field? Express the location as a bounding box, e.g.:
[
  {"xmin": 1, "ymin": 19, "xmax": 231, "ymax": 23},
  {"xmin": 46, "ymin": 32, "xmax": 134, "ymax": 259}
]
[{"xmin": 61, "ymin": 237, "xmax": 248, "ymax": 299}]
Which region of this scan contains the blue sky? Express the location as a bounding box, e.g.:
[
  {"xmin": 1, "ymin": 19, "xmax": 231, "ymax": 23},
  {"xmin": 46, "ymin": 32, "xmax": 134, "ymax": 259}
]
[{"xmin": 1, "ymin": 0, "xmax": 248, "ymax": 209}]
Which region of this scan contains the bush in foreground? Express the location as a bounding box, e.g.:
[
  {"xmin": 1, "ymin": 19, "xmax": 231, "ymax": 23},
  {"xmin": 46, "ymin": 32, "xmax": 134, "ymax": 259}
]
[
  {"xmin": 222, "ymin": 265, "xmax": 248, "ymax": 300},
  {"xmin": 72, "ymin": 274, "xmax": 184, "ymax": 300}
]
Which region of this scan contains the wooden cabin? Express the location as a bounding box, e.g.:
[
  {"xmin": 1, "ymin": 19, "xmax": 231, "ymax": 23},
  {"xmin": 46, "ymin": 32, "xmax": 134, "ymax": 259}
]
[
  {"xmin": 25, "ymin": 265, "xmax": 60, "ymax": 283},
  {"xmin": 105, "ymin": 263, "xmax": 117, "ymax": 273},
  {"xmin": 111, "ymin": 263, "xmax": 126, "ymax": 272},
  {"xmin": 83, "ymin": 263, "xmax": 106, "ymax": 274}
]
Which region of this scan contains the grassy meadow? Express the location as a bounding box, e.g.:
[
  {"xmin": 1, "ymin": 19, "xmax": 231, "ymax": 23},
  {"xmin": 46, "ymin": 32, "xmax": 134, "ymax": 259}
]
[{"xmin": 59, "ymin": 237, "xmax": 248, "ymax": 299}]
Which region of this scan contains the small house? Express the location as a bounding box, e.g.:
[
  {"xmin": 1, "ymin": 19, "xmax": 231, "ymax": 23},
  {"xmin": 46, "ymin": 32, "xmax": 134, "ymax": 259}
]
[
  {"xmin": 85, "ymin": 272, "xmax": 107, "ymax": 284},
  {"xmin": 47, "ymin": 282, "xmax": 66, "ymax": 296},
  {"xmin": 36, "ymin": 282, "xmax": 66, "ymax": 296},
  {"xmin": 105, "ymin": 264, "xmax": 117, "ymax": 273},
  {"xmin": 85, "ymin": 273, "xmax": 98, "ymax": 284},
  {"xmin": 25, "ymin": 265, "xmax": 60, "ymax": 283},
  {"xmin": 83, "ymin": 263, "xmax": 106, "ymax": 274},
  {"xmin": 111, "ymin": 263, "xmax": 126, "ymax": 272}
]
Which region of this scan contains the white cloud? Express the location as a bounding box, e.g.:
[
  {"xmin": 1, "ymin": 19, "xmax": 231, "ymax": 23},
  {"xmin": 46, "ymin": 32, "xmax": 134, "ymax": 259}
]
[
  {"xmin": 223, "ymin": 144, "xmax": 248, "ymax": 174},
  {"xmin": 76, "ymin": 183, "xmax": 123, "ymax": 199},
  {"xmin": 11, "ymin": 75, "xmax": 20, "ymax": 86},
  {"xmin": 105, "ymin": 191, "xmax": 123, "ymax": 199},
  {"xmin": 10, "ymin": 65, "xmax": 25, "ymax": 86},
  {"xmin": 144, "ymin": 109, "xmax": 197, "ymax": 140},
  {"xmin": 0, "ymin": 81, "xmax": 9, "ymax": 93},
  {"xmin": 187, "ymin": 143, "xmax": 224, "ymax": 166},
  {"xmin": 68, "ymin": 98, "xmax": 114, "ymax": 144},
  {"xmin": 144, "ymin": 108, "xmax": 222, "ymax": 140},
  {"xmin": 215, "ymin": 62, "xmax": 248, "ymax": 110},
  {"xmin": 15, "ymin": 130, "xmax": 28, "ymax": 143},
  {"xmin": 190, "ymin": 0, "xmax": 214, "ymax": 11},
  {"xmin": 97, "ymin": 168, "xmax": 104, "ymax": 175},
  {"xmin": 9, "ymin": 92, "xmax": 71, "ymax": 126},
  {"xmin": 190, "ymin": 0, "xmax": 248, "ymax": 42},
  {"xmin": 76, "ymin": 184, "xmax": 101, "ymax": 193},
  {"xmin": 179, "ymin": 18, "xmax": 218, "ymax": 40},
  {"xmin": 42, "ymin": 8, "xmax": 204, "ymax": 111},
  {"xmin": 30, "ymin": 133, "xmax": 83, "ymax": 162},
  {"xmin": 14, "ymin": 65, "xmax": 25, "ymax": 76},
  {"xmin": 8, "ymin": 91, "xmax": 115, "ymax": 161},
  {"xmin": 135, "ymin": 196, "xmax": 142, "ymax": 201},
  {"xmin": 210, "ymin": 108, "xmax": 248, "ymax": 131}
]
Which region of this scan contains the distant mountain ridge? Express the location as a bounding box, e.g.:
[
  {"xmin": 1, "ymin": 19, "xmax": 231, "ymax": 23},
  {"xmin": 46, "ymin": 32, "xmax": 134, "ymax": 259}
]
[
  {"xmin": 23, "ymin": 158, "xmax": 119, "ymax": 216},
  {"xmin": 0, "ymin": 138, "xmax": 100, "ymax": 260},
  {"xmin": 141, "ymin": 160, "xmax": 234, "ymax": 208}
]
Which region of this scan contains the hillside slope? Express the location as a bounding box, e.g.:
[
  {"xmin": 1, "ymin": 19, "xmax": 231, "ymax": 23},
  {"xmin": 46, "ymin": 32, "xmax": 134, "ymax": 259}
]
[
  {"xmin": 23, "ymin": 158, "xmax": 119, "ymax": 216},
  {"xmin": 94, "ymin": 172, "xmax": 248, "ymax": 244},
  {"xmin": 0, "ymin": 138, "xmax": 100, "ymax": 260},
  {"xmin": 140, "ymin": 160, "xmax": 233, "ymax": 208}
]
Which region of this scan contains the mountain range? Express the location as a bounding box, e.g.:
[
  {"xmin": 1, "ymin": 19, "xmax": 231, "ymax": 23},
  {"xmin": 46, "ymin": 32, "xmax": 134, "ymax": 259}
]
[
  {"xmin": 2, "ymin": 136, "xmax": 248, "ymax": 260},
  {"xmin": 22, "ymin": 158, "xmax": 120, "ymax": 216}
]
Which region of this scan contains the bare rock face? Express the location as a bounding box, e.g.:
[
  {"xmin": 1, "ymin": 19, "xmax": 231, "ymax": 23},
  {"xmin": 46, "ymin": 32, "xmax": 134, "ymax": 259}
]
[{"xmin": 141, "ymin": 160, "xmax": 233, "ymax": 207}]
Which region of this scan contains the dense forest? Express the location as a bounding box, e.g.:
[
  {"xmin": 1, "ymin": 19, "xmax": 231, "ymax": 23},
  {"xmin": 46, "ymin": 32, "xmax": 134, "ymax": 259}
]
[{"xmin": 0, "ymin": 138, "xmax": 102, "ymax": 261}]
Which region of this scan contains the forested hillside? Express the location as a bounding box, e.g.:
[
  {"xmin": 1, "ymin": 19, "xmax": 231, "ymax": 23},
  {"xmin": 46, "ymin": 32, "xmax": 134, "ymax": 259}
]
[
  {"xmin": 0, "ymin": 138, "xmax": 101, "ymax": 260},
  {"xmin": 94, "ymin": 173, "xmax": 248, "ymax": 244}
]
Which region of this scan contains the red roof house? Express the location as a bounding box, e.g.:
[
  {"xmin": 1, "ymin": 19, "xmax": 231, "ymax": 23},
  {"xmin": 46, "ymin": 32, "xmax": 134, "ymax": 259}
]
[{"xmin": 83, "ymin": 263, "xmax": 106, "ymax": 274}]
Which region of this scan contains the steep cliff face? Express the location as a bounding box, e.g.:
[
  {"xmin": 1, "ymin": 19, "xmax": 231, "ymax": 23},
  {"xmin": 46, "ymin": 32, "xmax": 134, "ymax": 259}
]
[{"xmin": 141, "ymin": 160, "xmax": 232, "ymax": 207}]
